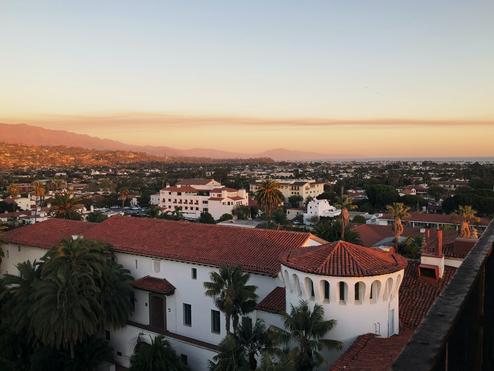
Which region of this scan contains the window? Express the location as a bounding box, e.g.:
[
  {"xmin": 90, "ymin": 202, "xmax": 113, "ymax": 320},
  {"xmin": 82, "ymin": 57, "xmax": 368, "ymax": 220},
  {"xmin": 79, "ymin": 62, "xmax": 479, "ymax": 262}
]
[
  {"xmin": 339, "ymin": 282, "xmax": 347, "ymax": 303},
  {"xmin": 153, "ymin": 260, "xmax": 160, "ymax": 273},
  {"xmin": 191, "ymin": 268, "xmax": 197, "ymax": 279},
  {"xmin": 323, "ymin": 281, "xmax": 330, "ymax": 301},
  {"xmin": 135, "ymin": 259, "xmax": 138, "ymax": 270},
  {"xmin": 211, "ymin": 310, "xmax": 221, "ymax": 334},
  {"xmin": 183, "ymin": 304, "xmax": 192, "ymax": 326}
]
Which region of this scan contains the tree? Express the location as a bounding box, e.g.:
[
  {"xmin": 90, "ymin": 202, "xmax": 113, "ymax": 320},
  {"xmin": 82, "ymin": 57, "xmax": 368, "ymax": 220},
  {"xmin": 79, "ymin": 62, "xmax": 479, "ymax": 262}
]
[
  {"xmin": 352, "ymin": 215, "xmax": 366, "ymax": 224},
  {"xmin": 199, "ymin": 211, "xmax": 215, "ymax": 224},
  {"xmin": 7, "ymin": 184, "xmax": 19, "ymax": 211},
  {"xmin": 335, "ymin": 194, "xmax": 357, "ymax": 240},
  {"xmin": 365, "ymin": 185, "xmax": 399, "ymax": 210},
  {"xmin": 209, "ymin": 334, "xmax": 247, "ymax": 371},
  {"xmin": 49, "ymin": 192, "xmax": 82, "ymax": 220},
  {"xmin": 280, "ymin": 301, "xmax": 341, "ymax": 371},
  {"xmin": 288, "ymin": 195, "xmax": 303, "ymax": 208},
  {"xmin": 204, "ymin": 266, "xmax": 258, "ymax": 333},
  {"xmin": 255, "ymin": 181, "xmax": 284, "ymax": 221},
  {"xmin": 272, "ymin": 208, "xmax": 288, "ymax": 227},
  {"xmin": 313, "ymin": 219, "xmax": 361, "ymax": 244},
  {"xmin": 386, "ymin": 202, "xmax": 410, "ymax": 249},
  {"xmin": 161, "ymin": 206, "xmax": 183, "ymax": 220},
  {"xmin": 398, "ymin": 236, "xmax": 422, "ymax": 259},
  {"xmin": 130, "ymin": 335, "xmax": 189, "ymax": 371},
  {"xmin": 218, "ymin": 213, "xmax": 233, "ymax": 222},
  {"xmin": 32, "ymin": 181, "xmax": 46, "ymax": 223},
  {"xmin": 457, "ymin": 205, "xmax": 480, "ymax": 239},
  {"xmin": 233, "ymin": 205, "xmax": 251, "ymax": 220},
  {"xmin": 118, "ymin": 187, "xmax": 130, "ymax": 208},
  {"xmin": 86, "ymin": 212, "xmax": 108, "ymax": 223},
  {"xmin": 427, "ymin": 185, "xmax": 446, "ymax": 202},
  {"xmin": 236, "ymin": 319, "xmax": 274, "ymax": 370}
]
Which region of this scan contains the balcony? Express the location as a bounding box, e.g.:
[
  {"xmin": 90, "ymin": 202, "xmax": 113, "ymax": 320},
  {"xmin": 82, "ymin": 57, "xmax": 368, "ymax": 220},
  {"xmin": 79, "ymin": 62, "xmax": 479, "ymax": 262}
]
[{"xmin": 393, "ymin": 220, "xmax": 494, "ymax": 371}]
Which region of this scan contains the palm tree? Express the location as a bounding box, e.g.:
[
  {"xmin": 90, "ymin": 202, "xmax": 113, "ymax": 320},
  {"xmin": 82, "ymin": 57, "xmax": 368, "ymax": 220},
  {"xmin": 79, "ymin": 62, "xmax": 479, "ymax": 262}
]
[
  {"xmin": 335, "ymin": 194, "xmax": 357, "ymax": 240},
  {"xmin": 313, "ymin": 219, "xmax": 361, "ymax": 244},
  {"xmin": 51, "ymin": 178, "xmax": 66, "ymax": 194},
  {"xmin": 49, "ymin": 192, "xmax": 82, "ymax": 220},
  {"xmin": 457, "ymin": 205, "xmax": 480, "ymax": 239},
  {"xmin": 209, "ymin": 334, "xmax": 247, "ymax": 371},
  {"xmin": 118, "ymin": 187, "xmax": 130, "ymax": 208},
  {"xmin": 129, "ymin": 335, "xmax": 189, "ymax": 371},
  {"xmin": 386, "ymin": 202, "xmax": 410, "ymax": 250},
  {"xmin": 255, "ymin": 180, "xmax": 284, "ymax": 221},
  {"xmin": 7, "ymin": 184, "xmax": 19, "ymax": 211},
  {"xmin": 236, "ymin": 319, "xmax": 274, "ymax": 370},
  {"xmin": 204, "ymin": 266, "xmax": 258, "ymax": 333},
  {"xmin": 280, "ymin": 301, "xmax": 341, "ymax": 371},
  {"xmin": 32, "ymin": 181, "xmax": 46, "ymax": 223}
]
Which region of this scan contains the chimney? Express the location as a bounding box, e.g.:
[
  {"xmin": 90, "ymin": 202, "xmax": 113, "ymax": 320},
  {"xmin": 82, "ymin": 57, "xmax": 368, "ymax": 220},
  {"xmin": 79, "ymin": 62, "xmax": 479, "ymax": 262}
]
[{"xmin": 436, "ymin": 229, "xmax": 443, "ymax": 257}]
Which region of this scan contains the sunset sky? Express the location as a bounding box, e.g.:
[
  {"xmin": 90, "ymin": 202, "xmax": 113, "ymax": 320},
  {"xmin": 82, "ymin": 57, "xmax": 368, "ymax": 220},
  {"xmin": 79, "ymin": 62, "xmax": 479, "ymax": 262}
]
[{"xmin": 1, "ymin": 1, "xmax": 493, "ymax": 157}]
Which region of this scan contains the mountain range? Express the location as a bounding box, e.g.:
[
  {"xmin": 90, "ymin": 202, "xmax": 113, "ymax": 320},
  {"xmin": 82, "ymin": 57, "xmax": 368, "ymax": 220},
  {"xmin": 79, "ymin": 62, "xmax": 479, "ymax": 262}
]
[{"xmin": 0, "ymin": 123, "xmax": 331, "ymax": 161}]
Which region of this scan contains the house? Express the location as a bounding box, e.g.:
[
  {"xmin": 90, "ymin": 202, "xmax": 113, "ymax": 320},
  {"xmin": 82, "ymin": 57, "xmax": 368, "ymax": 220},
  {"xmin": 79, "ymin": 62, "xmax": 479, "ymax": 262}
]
[
  {"xmin": 152, "ymin": 178, "xmax": 249, "ymax": 220},
  {"xmin": 1, "ymin": 216, "xmax": 416, "ymax": 370},
  {"xmin": 303, "ymin": 199, "xmax": 341, "ymax": 224},
  {"xmin": 250, "ymin": 179, "xmax": 325, "ymax": 202}
]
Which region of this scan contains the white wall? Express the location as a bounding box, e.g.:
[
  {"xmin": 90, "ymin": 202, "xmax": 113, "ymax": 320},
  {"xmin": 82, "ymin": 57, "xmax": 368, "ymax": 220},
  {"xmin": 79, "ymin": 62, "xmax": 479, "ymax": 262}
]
[{"xmin": 0, "ymin": 243, "xmax": 46, "ymax": 275}]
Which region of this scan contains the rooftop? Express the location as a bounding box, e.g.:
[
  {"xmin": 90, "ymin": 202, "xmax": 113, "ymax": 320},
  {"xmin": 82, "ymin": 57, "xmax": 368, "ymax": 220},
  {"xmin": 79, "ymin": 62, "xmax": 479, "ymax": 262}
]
[{"xmin": 282, "ymin": 240, "xmax": 408, "ymax": 277}]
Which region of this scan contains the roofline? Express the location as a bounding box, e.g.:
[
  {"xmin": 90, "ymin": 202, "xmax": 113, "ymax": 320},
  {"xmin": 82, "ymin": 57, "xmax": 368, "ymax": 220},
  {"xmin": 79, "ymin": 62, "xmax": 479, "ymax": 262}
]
[{"xmin": 281, "ymin": 262, "xmax": 406, "ymax": 278}]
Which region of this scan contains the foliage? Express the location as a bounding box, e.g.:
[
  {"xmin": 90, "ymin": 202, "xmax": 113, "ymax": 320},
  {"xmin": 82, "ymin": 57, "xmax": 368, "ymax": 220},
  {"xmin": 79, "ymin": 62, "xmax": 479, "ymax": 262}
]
[
  {"xmin": 209, "ymin": 334, "xmax": 248, "ymax": 371},
  {"xmin": 233, "ymin": 205, "xmax": 251, "ymax": 220},
  {"xmin": 442, "ymin": 188, "xmax": 494, "ymax": 216},
  {"xmin": 313, "ymin": 219, "xmax": 361, "ymax": 244},
  {"xmin": 316, "ymin": 191, "xmax": 338, "ymax": 203},
  {"xmin": 271, "ymin": 208, "xmax": 289, "ymax": 226},
  {"xmin": 398, "ymin": 236, "xmax": 423, "ymax": 259},
  {"xmin": 199, "ymin": 211, "xmax": 216, "ymax": 224},
  {"xmin": 288, "ymin": 195, "xmax": 303, "ymax": 208},
  {"xmin": 365, "ymin": 184, "xmax": 400, "ymax": 210},
  {"xmin": 49, "ymin": 192, "xmax": 83, "ymax": 220},
  {"xmin": 160, "ymin": 206, "xmax": 184, "ymax": 220},
  {"xmin": 255, "ymin": 180, "xmax": 285, "ymax": 220},
  {"xmin": 204, "ymin": 266, "xmax": 258, "ymax": 333},
  {"xmin": 86, "ymin": 212, "xmax": 108, "ymax": 223},
  {"xmin": 130, "ymin": 335, "xmax": 189, "ymax": 371},
  {"xmin": 352, "ymin": 215, "xmax": 366, "ymax": 224}
]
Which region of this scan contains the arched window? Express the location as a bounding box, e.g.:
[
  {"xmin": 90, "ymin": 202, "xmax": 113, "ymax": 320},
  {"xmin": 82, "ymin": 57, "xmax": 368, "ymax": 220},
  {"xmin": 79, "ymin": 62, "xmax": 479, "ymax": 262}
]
[
  {"xmin": 293, "ymin": 274, "xmax": 302, "ymax": 296},
  {"xmin": 391, "ymin": 274, "xmax": 402, "ymax": 300},
  {"xmin": 338, "ymin": 281, "xmax": 348, "ymax": 304},
  {"xmin": 320, "ymin": 280, "xmax": 330, "ymax": 303},
  {"xmin": 283, "ymin": 270, "xmax": 292, "ymax": 292},
  {"xmin": 383, "ymin": 277, "xmax": 393, "ymax": 300},
  {"xmin": 370, "ymin": 280, "xmax": 381, "ymax": 304},
  {"xmin": 354, "ymin": 281, "xmax": 365, "ymax": 304},
  {"xmin": 305, "ymin": 277, "xmax": 315, "ymax": 300}
]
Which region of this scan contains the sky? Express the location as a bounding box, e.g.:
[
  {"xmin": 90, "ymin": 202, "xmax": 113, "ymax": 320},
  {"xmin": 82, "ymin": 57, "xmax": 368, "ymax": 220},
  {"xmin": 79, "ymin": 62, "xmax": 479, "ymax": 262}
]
[{"xmin": 1, "ymin": 0, "xmax": 493, "ymax": 157}]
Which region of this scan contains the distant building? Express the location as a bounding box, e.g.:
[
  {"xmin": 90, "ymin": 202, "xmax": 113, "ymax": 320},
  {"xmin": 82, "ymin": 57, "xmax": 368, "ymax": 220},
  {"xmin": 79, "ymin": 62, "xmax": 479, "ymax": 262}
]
[
  {"xmin": 303, "ymin": 199, "xmax": 341, "ymax": 224},
  {"xmin": 153, "ymin": 178, "xmax": 249, "ymax": 220},
  {"xmin": 250, "ymin": 179, "xmax": 324, "ymax": 202}
]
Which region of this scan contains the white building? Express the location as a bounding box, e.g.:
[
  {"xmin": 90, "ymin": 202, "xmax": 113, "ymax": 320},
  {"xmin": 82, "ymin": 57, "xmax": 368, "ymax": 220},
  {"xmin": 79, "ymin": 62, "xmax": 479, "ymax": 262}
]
[
  {"xmin": 250, "ymin": 179, "xmax": 325, "ymax": 202},
  {"xmin": 1, "ymin": 216, "xmax": 410, "ymax": 370},
  {"xmin": 303, "ymin": 199, "xmax": 341, "ymax": 224},
  {"xmin": 153, "ymin": 178, "xmax": 249, "ymax": 220}
]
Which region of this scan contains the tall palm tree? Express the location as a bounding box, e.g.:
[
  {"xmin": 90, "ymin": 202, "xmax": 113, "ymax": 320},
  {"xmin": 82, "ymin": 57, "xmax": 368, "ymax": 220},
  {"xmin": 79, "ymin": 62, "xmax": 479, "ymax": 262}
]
[
  {"xmin": 7, "ymin": 184, "xmax": 19, "ymax": 211},
  {"xmin": 386, "ymin": 202, "xmax": 410, "ymax": 249},
  {"xmin": 255, "ymin": 180, "xmax": 284, "ymax": 221},
  {"xmin": 130, "ymin": 335, "xmax": 189, "ymax": 371},
  {"xmin": 51, "ymin": 178, "xmax": 66, "ymax": 194},
  {"xmin": 118, "ymin": 187, "xmax": 130, "ymax": 208},
  {"xmin": 49, "ymin": 192, "xmax": 82, "ymax": 220},
  {"xmin": 204, "ymin": 266, "xmax": 258, "ymax": 333},
  {"xmin": 209, "ymin": 334, "xmax": 247, "ymax": 371},
  {"xmin": 236, "ymin": 319, "xmax": 274, "ymax": 370},
  {"xmin": 280, "ymin": 301, "xmax": 341, "ymax": 371},
  {"xmin": 32, "ymin": 181, "xmax": 46, "ymax": 223},
  {"xmin": 457, "ymin": 205, "xmax": 480, "ymax": 239},
  {"xmin": 335, "ymin": 194, "xmax": 357, "ymax": 240}
]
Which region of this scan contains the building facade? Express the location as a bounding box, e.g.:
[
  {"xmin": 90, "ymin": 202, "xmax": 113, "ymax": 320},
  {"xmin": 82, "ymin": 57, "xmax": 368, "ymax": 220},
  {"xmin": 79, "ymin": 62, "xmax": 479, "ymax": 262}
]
[{"xmin": 250, "ymin": 179, "xmax": 325, "ymax": 202}]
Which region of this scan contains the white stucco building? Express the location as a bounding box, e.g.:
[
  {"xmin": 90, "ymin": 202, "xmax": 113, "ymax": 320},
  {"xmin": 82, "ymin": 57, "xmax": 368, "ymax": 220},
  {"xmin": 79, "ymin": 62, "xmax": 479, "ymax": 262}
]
[
  {"xmin": 152, "ymin": 178, "xmax": 249, "ymax": 220},
  {"xmin": 303, "ymin": 199, "xmax": 341, "ymax": 224},
  {"xmin": 250, "ymin": 179, "xmax": 325, "ymax": 202}
]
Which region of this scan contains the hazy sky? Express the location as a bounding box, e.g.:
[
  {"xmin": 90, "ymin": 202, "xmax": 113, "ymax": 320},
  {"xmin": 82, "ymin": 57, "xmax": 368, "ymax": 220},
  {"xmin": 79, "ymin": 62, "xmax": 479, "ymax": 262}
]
[{"xmin": 1, "ymin": 1, "xmax": 493, "ymax": 156}]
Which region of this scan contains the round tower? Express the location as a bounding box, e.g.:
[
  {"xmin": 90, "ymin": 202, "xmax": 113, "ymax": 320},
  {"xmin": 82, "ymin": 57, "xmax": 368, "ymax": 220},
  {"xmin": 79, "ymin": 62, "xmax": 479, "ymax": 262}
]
[{"xmin": 280, "ymin": 241, "xmax": 407, "ymax": 348}]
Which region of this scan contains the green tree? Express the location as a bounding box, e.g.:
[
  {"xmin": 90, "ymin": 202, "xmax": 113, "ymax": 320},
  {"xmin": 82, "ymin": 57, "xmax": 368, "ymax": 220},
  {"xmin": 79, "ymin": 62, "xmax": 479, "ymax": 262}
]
[
  {"xmin": 86, "ymin": 212, "xmax": 108, "ymax": 223},
  {"xmin": 313, "ymin": 219, "xmax": 361, "ymax": 244},
  {"xmin": 279, "ymin": 301, "xmax": 341, "ymax": 371},
  {"xmin": 288, "ymin": 195, "xmax": 303, "ymax": 208},
  {"xmin": 218, "ymin": 213, "xmax": 234, "ymax": 222},
  {"xmin": 130, "ymin": 335, "xmax": 189, "ymax": 371},
  {"xmin": 209, "ymin": 334, "xmax": 247, "ymax": 371},
  {"xmin": 204, "ymin": 266, "xmax": 258, "ymax": 333},
  {"xmin": 365, "ymin": 184, "xmax": 399, "ymax": 210},
  {"xmin": 49, "ymin": 192, "xmax": 82, "ymax": 220},
  {"xmin": 233, "ymin": 205, "xmax": 251, "ymax": 220},
  {"xmin": 199, "ymin": 211, "xmax": 216, "ymax": 224},
  {"xmin": 255, "ymin": 181, "xmax": 285, "ymax": 221},
  {"xmin": 398, "ymin": 236, "xmax": 422, "ymax": 259},
  {"xmin": 352, "ymin": 215, "xmax": 366, "ymax": 224},
  {"xmin": 236, "ymin": 319, "xmax": 274, "ymax": 370}
]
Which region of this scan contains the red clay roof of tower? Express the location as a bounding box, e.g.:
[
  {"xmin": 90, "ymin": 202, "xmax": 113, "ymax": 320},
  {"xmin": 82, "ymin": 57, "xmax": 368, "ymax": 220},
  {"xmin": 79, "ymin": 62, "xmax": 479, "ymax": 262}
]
[{"xmin": 281, "ymin": 240, "xmax": 407, "ymax": 277}]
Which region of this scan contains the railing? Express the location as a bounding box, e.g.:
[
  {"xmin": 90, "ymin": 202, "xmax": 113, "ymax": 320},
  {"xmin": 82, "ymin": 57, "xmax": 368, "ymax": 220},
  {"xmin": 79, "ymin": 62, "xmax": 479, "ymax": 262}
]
[{"xmin": 393, "ymin": 220, "xmax": 494, "ymax": 371}]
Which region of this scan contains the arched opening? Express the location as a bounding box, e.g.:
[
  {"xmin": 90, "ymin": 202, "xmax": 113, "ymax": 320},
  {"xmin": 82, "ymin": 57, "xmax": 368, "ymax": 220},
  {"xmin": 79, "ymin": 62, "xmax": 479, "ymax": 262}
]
[
  {"xmin": 283, "ymin": 270, "xmax": 292, "ymax": 293},
  {"xmin": 370, "ymin": 280, "xmax": 382, "ymax": 304},
  {"xmin": 383, "ymin": 277, "xmax": 393, "ymax": 300},
  {"xmin": 354, "ymin": 281, "xmax": 365, "ymax": 304},
  {"xmin": 292, "ymin": 274, "xmax": 302, "ymax": 297},
  {"xmin": 338, "ymin": 281, "xmax": 348, "ymax": 304},
  {"xmin": 320, "ymin": 280, "xmax": 330, "ymax": 303},
  {"xmin": 304, "ymin": 277, "xmax": 315, "ymax": 300},
  {"xmin": 391, "ymin": 274, "xmax": 402, "ymax": 300}
]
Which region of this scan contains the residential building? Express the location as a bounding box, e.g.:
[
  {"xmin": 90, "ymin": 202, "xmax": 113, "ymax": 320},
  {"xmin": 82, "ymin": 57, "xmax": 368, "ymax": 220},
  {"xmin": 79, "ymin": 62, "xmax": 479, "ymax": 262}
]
[
  {"xmin": 153, "ymin": 178, "xmax": 249, "ymax": 220},
  {"xmin": 250, "ymin": 179, "xmax": 324, "ymax": 202},
  {"xmin": 303, "ymin": 199, "xmax": 341, "ymax": 224}
]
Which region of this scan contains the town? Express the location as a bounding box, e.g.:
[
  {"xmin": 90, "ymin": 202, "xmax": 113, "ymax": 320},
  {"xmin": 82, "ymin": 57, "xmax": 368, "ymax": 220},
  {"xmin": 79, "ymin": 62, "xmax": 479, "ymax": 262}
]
[{"xmin": 1, "ymin": 156, "xmax": 493, "ymax": 370}]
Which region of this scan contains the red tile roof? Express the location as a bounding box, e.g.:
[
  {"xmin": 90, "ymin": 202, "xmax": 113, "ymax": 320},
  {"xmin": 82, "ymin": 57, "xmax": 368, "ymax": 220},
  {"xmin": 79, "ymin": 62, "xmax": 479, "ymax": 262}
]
[
  {"xmin": 1, "ymin": 218, "xmax": 95, "ymax": 249},
  {"xmin": 282, "ymin": 241, "xmax": 407, "ymax": 277},
  {"xmin": 331, "ymin": 261, "xmax": 457, "ymax": 371},
  {"xmin": 443, "ymin": 238, "xmax": 477, "ymax": 259},
  {"xmin": 132, "ymin": 276, "xmax": 176, "ymax": 295},
  {"xmin": 3, "ymin": 216, "xmax": 316, "ymax": 277},
  {"xmin": 351, "ymin": 224, "xmax": 422, "ymax": 247},
  {"xmin": 163, "ymin": 185, "xmax": 199, "ymax": 193},
  {"xmin": 380, "ymin": 212, "xmax": 491, "ymax": 226},
  {"xmin": 256, "ymin": 287, "xmax": 286, "ymax": 314},
  {"xmin": 178, "ymin": 178, "xmax": 216, "ymax": 186}
]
